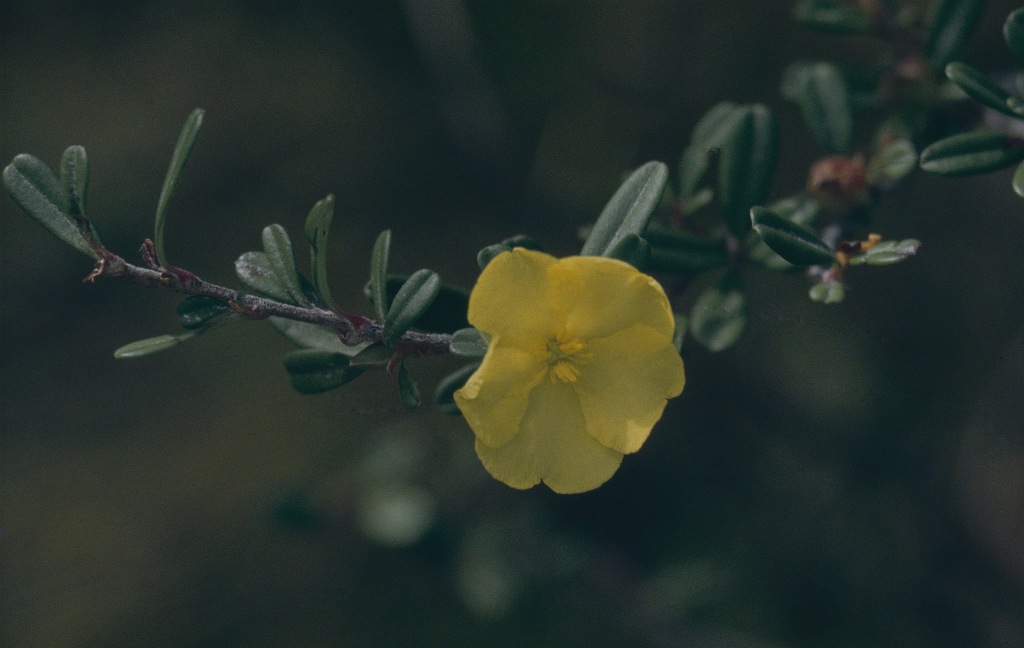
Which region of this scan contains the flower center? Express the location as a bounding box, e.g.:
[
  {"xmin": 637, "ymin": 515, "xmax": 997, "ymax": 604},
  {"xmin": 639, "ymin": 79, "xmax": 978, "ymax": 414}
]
[{"xmin": 546, "ymin": 334, "xmax": 591, "ymax": 383}]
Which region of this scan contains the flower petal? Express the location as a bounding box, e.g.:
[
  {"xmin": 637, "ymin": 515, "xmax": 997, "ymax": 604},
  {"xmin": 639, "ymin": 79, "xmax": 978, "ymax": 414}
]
[
  {"xmin": 474, "ymin": 381, "xmax": 624, "ymax": 494},
  {"xmin": 454, "ymin": 337, "xmax": 548, "ymax": 449},
  {"xmin": 550, "ymin": 256, "xmax": 675, "ymax": 341},
  {"xmin": 467, "ymin": 248, "xmax": 559, "ymax": 340},
  {"xmin": 574, "ymin": 325, "xmax": 685, "ymax": 454}
]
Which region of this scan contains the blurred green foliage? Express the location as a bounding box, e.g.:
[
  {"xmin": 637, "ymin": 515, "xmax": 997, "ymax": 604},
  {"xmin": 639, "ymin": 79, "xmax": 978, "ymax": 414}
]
[{"xmin": 3, "ymin": 1, "xmax": 1024, "ymax": 647}]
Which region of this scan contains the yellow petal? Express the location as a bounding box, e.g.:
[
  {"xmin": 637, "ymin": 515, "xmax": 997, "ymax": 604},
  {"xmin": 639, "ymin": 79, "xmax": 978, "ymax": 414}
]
[
  {"xmin": 574, "ymin": 325, "xmax": 685, "ymax": 454},
  {"xmin": 466, "ymin": 248, "xmax": 560, "ymax": 340},
  {"xmin": 454, "ymin": 336, "xmax": 548, "ymax": 449},
  {"xmin": 551, "ymin": 256, "xmax": 675, "ymax": 341},
  {"xmin": 474, "ymin": 381, "xmax": 624, "ymax": 494}
]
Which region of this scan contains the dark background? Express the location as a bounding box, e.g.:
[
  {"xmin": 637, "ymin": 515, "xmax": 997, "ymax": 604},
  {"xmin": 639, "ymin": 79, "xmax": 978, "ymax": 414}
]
[{"xmin": 3, "ymin": 1, "xmax": 1023, "ymax": 646}]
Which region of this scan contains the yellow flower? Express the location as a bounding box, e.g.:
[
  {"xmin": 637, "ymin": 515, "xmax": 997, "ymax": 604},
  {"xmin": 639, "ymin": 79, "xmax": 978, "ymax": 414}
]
[{"xmin": 454, "ymin": 248, "xmax": 685, "ymax": 494}]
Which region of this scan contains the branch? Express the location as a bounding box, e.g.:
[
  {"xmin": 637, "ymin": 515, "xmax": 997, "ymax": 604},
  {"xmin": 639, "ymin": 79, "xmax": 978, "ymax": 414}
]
[{"xmin": 87, "ymin": 239, "xmax": 452, "ymax": 357}]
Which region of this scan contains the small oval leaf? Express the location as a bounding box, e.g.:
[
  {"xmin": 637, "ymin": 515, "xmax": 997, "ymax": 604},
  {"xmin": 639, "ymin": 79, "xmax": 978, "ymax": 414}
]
[
  {"xmin": 750, "ymin": 206, "xmax": 835, "ymax": 267},
  {"xmin": 383, "ymin": 269, "xmax": 441, "ymax": 346},
  {"xmin": 268, "ymin": 317, "xmax": 362, "ymax": 354},
  {"xmin": 920, "ymin": 131, "xmax": 1024, "ymax": 176},
  {"xmin": 154, "ymin": 108, "xmax": 205, "ymax": 267},
  {"xmin": 177, "ymin": 295, "xmax": 230, "ymax": 329},
  {"xmin": 809, "ymin": 281, "xmax": 845, "ymax": 304},
  {"xmin": 282, "ymin": 349, "xmax": 364, "ymax": 394},
  {"xmin": 719, "ymin": 105, "xmax": 779, "ymax": 238},
  {"xmin": 792, "ymin": 0, "xmax": 872, "ymax": 34},
  {"xmin": 369, "ymin": 229, "xmax": 392, "ymax": 320},
  {"xmin": 477, "ymin": 243, "xmax": 511, "ymax": 270},
  {"xmin": 605, "ymin": 233, "xmax": 651, "ymax": 269},
  {"xmin": 114, "ymin": 333, "xmax": 194, "ymax": 359},
  {"xmin": 350, "ymin": 342, "xmax": 394, "ymax": 368},
  {"xmin": 946, "ymin": 62, "xmax": 1023, "ymax": 117},
  {"xmin": 580, "ymin": 161, "xmax": 668, "ymax": 257},
  {"xmin": 926, "ymin": 0, "xmax": 985, "ymax": 68},
  {"xmin": 262, "ymin": 224, "xmax": 309, "ymax": 306},
  {"xmin": 450, "ymin": 327, "xmax": 489, "ymax": 358},
  {"xmin": 1005, "ymin": 7, "xmax": 1024, "ymax": 66},
  {"xmin": 689, "ymin": 270, "xmax": 747, "ymax": 352},
  {"xmin": 782, "ymin": 62, "xmax": 853, "ymax": 154},
  {"xmin": 397, "ymin": 361, "xmax": 421, "ymax": 409},
  {"xmin": 304, "ymin": 194, "xmax": 336, "ymax": 310},
  {"xmin": 4, "ymin": 154, "xmax": 97, "ymax": 258},
  {"xmin": 235, "ymin": 251, "xmax": 291, "ymax": 302},
  {"xmin": 645, "ymin": 227, "xmax": 730, "ymax": 274}
]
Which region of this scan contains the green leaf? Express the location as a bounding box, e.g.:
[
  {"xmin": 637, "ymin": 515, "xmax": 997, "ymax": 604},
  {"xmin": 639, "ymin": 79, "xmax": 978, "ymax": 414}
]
[
  {"xmin": 304, "ymin": 194, "xmax": 336, "ymax": 310},
  {"xmin": 235, "ymin": 251, "xmax": 291, "ymax": 302},
  {"xmin": 383, "ymin": 268, "xmax": 441, "ymax": 346},
  {"xmin": 718, "ymin": 105, "xmax": 778, "ymax": 238},
  {"xmin": 477, "ymin": 243, "xmax": 510, "ymax": 269},
  {"xmin": 580, "ymin": 161, "xmax": 668, "ymax": 257},
  {"xmin": 269, "ymin": 317, "xmax": 362, "ymax": 354},
  {"xmin": 866, "ymin": 139, "xmax": 918, "ymax": 185},
  {"xmin": 750, "ymin": 206, "xmax": 834, "ymax": 267},
  {"xmin": 177, "ymin": 295, "xmax": 230, "ymax": 329},
  {"xmin": 945, "ymin": 62, "xmax": 1024, "ymax": 118},
  {"xmin": 926, "ymin": 0, "xmax": 984, "ymax": 68},
  {"xmin": 500, "ymin": 234, "xmax": 542, "ymax": 251},
  {"xmin": 433, "ymin": 363, "xmax": 480, "ymax": 415},
  {"xmin": 282, "ymin": 349, "xmax": 364, "ymax": 394},
  {"xmin": 369, "ymin": 229, "xmax": 392, "ymax": 320},
  {"xmin": 154, "ymin": 108, "xmax": 204, "ymax": 268},
  {"xmin": 366, "ymin": 276, "xmax": 470, "ymax": 334},
  {"xmin": 689, "ymin": 270, "xmax": 747, "ymax": 352},
  {"xmin": 644, "ymin": 227, "xmax": 730, "ymax": 273},
  {"xmin": 919, "ymin": 131, "xmax": 1024, "ymax": 175},
  {"xmin": 450, "ymin": 327, "xmax": 489, "ymax": 358},
  {"xmin": 350, "ymin": 342, "xmax": 393, "ymax": 368},
  {"xmin": 847, "ymin": 239, "xmax": 921, "ymax": 265},
  {"xmin": 691, "ymin": 101, "xmax": 744, "ymax": 149},
  {"xmin": 678, "ymin": 145, "xmax": 712, "ymax": 201},
  {"xmin": 58, "ymin": 146, "xmax": 102, "ymax": 247},
  {"xmin": 262, "ymin": 224, "xmax": 309, "ymax": 306},
  {"xmin": 1014, "ymin": 160, "xmax": 1024, "ymax": 198},
  {"xmin": 792, "ymin": 0, "xmax": 871, "ymax": 34},
  {"xmin": 397, "ymin": 361, "xmax": 421, "ymax": 409},
  {"xmin": 114, "ymin": 332, "xmax": 195, "ymax": 359},
  {"xmin": 809, "ymin": 281, "xmax": 845, "ymax": 304},
  {"xmin": 1005, "ymin": 8, "xmax": 1024, "ymax": 66},
  {"xmin": 3, "ymin": 154, "xmax": 97, "ymax": 258},
  {"xmin": 782, "ymin": 61, "xmax": 853, "ymax": 154},
  {"xmin": 605, "ymin": 233, "xmax": 651, "ymax": 269}
]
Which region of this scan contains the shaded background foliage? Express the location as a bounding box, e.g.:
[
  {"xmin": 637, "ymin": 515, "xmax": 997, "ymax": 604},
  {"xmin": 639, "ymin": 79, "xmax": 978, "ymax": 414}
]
[{"xmin": 2, "ymin": 1, "xmax": 1023, "ymax": 646}]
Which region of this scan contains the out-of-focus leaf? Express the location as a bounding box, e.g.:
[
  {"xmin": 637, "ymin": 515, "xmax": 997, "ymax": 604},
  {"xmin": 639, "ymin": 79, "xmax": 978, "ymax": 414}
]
[
  {"xmin": 282, "ymin": 349, "xmax": 364, "ymax": 394},
  {"xmin": 370, "ymin": 229, "xmax": 391, "ymax": 320},
  {"xmin": 580, "ymin": 161, "xmax": 668, "ymax": 257},
  {"xmin": 847, "ymin": 239, "xmax": 921, "ymax": 265},
  {"xmin": 792, "ymin": 0, "xmax": 872, "ymax": 34},
  {"xmin": 605, "ymin": 233, "xmax": 651, "ymax": 269},
  {"xmin": 1014, "ymin": 159, "xmax": 1024, "ymax": 198},
  {"xmin": 177, "ymin": 295, "xmax": 230, "ymax": 329},
  {"xmin": 3, "ymin": 154, "xmax": 97, "ymax": 258},
  {"xmin": 719, "ymin": 105, "xmax": 778, "ymax": 238},
  {"xmin": 920, "ymin": 131, "xmax": 1024, "ymax": 175},
  {"xmin": 867, "ymin": 139, "xmax": 918, "ymax": 185},
  {"xmin": 434, "ymin": 363, "xmax": 480, "ymax": 415},
  {"xmin": 945, "ymin": 62, "xmax": 1024, "ymax": 117},
  {"xmin": 645, "ymin": 227, "xmax": 730, "ymax": 273},
  {"xmin": 450, "ymin": 327, "xmax": 489, "ymax": 358},
  {"xmin": 268, "ymin": 317, "xmax": 362, "ymax": 355},
  {"xmin": 750, "ymin": 206, "xmax": 834, "ymax": 267},
  {"xmin": 304, "ymin": 194, "xmax": 337, "ymax": 310},
  {"xmin": 398, "ymin": 361, "xmax": 421, "ymax": 409},
  {"xmin": 366, "ymin": 276, "xmax": 469, "ymax": 334},
  {"xmin": 383, "ymin": 269, "xmax": 441, "ymax": 346},
  {"xmin": 501, "ymin": 234, "xmax": 542, "ymax": 251},
  {"xmin": 782, "ymin": 61, "xmax": 853, "ymax": 154},
  {"xmin": 1005, "ymin": 7, "xmax": 1024, "ymax": 65},
  {"xmin": 350, "ymin": 342, "xmax": 394, "ymax": 368},
  {"xmin": 114, "ymin": 332, "xmax": 195, "ymax": 359},
  {"xmin": 154, "ymin": 108, "xmax": 204, "ymax": 267},
  {"xmin": 809, "ymin": 281, "xmax": 845, "ymax": 304},
  {"xmin": 262, "ymin": 224, "xmax": 309, "ymax": 306},
  {"xmin": 689, "ymin": 270, "xmax": 747, "ymax": 352},
  {"xmin": 235, "ymin": 251, "xmax": 291, "ymax": 302},
  {"xmin": 691, "ymin": 102, "xmax": 744, "ymax": 149},
  {"xmin": 926, "ymin": 0, "xmax": 984, "ymax": 68}
]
